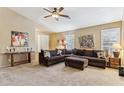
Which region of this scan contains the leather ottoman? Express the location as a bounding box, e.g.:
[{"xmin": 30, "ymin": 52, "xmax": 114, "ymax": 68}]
[
  {"xmin": 119, "ymin": 67, "xmax": 124, "ymax": 76},
  {"xmin": 65, "ymin": 57, "xmax": 88, "ymax": 70}
]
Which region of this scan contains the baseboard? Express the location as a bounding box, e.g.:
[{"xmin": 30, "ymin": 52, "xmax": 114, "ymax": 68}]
[{"xmin": 0, "ymin": 64, "xmax": 10, "ymax": 68}]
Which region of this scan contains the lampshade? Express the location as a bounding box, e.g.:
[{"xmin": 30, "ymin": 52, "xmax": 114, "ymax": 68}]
[
  {"xmin": 63, "ymin": 40, "xmax": 67, "ymax": 45},
  {"xmin": 112, "ymin": 43, "xmax": 122, "ymax": 51}
]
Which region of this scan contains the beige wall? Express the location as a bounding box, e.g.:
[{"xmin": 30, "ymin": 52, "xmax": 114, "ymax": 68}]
[
  {"xmin": 121, "ymin": 21, "xmax": 124, "ymax": 65},
  {"xmin": 121, "ymin": 21, "xmax": 124, "ymax": 48},
  {"xmin": 50, "ymin": 33, "xmax": 58, "ymax": 49},
  {"xmin": 50, "ymin": 21, "xmax": 122, "ymax": 50},
  {"xmin": 0, "ymin": 8, "xmax": 49, "ymax": 67}
]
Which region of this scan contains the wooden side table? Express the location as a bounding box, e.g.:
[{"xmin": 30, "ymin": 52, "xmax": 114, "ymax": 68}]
[{"xmin": 108, "ymin": 58, "xmax": 121, "ymax": 69}]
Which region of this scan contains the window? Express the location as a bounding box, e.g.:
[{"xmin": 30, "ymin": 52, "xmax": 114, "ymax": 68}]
[
  {"xmin": 65, "ymin": 34, "xmax": 74, "ymax": 49},
  {"xmin": 38, "ymin": 35, "xmax": 49, "ymax": 52},
  {"xmin": 101, "ymin": 28, "xmax": 120, "ymax": 53}
]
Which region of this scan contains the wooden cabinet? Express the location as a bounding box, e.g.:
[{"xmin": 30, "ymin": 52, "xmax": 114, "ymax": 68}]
[{"xmin": 108, "ymin": 58, "xmax": 121, "ymax": 69}]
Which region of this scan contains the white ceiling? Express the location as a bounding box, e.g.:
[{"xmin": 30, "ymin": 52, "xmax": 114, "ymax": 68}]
[{"xmin": 8, "ymin": 7, "xmax": 124, "ymax": 32}]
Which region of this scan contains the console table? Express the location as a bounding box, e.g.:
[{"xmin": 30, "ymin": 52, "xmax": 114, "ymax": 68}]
[{"xmin": 5, "ymin": 52, "xmax": 34, "ymax": 67}]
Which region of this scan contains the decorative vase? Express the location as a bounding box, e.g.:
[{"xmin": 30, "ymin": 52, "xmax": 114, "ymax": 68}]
[
  {"xmin": 13, "ymin": 48, "xmax": 15, "ymax": 52},
  {"xmin": 27, "ymin": 48, "xmax": 29, "ymax": 52},
  {"xmin": 30, "ymin": 48, "xmax": 32, "ymax": 51}
]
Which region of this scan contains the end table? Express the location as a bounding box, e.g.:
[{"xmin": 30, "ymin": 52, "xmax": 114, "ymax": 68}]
[{"xmin": 108, "ymin": 57, "xmax": 121, "ymax": 69}]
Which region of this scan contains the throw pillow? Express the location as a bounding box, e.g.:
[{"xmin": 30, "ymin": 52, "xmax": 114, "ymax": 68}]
[
  {"xmin": 44, "ymin": 51, "xmax": 50, "ymax": 57},
  {"xmin": 57, "ymin": 49, "xmax": 62, "ymax": 55},
  {"xmin": 93, "ymin": 50, "xmax": 104, "ymax": 57},
  {"xmin": 97, "ymin": 51, "xmax": 105, "ymax": 59}
]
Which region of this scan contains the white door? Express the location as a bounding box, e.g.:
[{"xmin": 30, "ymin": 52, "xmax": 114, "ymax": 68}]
[{"xmin": 38, "ymin": 35, "xmax": 49, "ymax": 52}]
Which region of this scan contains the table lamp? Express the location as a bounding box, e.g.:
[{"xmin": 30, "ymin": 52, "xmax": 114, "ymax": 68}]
[{"xmin": 112, "ymin": 43, "xmax": 122, "ymax": 58}]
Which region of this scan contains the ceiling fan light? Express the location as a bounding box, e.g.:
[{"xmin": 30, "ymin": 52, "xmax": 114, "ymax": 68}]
[{"xmin": 52, "ymin": 14, "xmax": 59, "ymax": 18}]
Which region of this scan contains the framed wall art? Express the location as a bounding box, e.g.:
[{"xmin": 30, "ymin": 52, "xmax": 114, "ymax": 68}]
[
  {"xmin": 11, "ymin": 31, "xmax": 29, "ymax": 47},
  {"xmin": 78, "ymin": 34, "xmax": 94, "ymax": 48}
]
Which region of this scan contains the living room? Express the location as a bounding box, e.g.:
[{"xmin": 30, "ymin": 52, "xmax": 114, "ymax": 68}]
[{"xmin": 1, "ymin": 1, "xmax": 124, "ymax": 88}]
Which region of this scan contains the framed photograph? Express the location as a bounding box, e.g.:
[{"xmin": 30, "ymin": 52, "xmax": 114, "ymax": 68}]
[{"xmin": 11, "ymin": 31, "xmax": 29, "ymax": 47}]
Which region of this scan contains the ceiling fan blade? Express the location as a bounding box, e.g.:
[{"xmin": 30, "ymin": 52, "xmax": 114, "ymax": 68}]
[
  {"xmin": 44, "ymin": 15, "xmax": 52, "ymax": 18},
  {"xmin": 59, "ymin": 14, "xmax": 71, "ymax": 19},
  {"xmin": 43, "ymin": 8, "xmax": 52, "ymax": 13},
  {"xmin": 59, "ymin": 7, "xmax": 64, "ymax": 12},
  {"xmin": 55, "ymin": 17, "xmax": 59, "ymax": 21}
]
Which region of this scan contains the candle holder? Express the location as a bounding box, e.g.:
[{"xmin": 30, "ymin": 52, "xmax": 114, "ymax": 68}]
[
  {"xmin": 30, "ymin": 48, "xmax": 32, "ymax": 51},
  {"xmin": 27, "ymin": 48, "xmax": 29, "ymax": 52},
  {"xmin": 13, "ymin": 48, "xmax": 15, "ymax": 52}
]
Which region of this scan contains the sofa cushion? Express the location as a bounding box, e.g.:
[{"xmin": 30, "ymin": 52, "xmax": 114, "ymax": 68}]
[
  {"xmin": 61, "ymin": 49, "xmax": 66, "ymax": 55},
  {"xmin": 49, "ymin": 50, "xmax": 58, "ymax": 57},
  {"xmin": 83, "ymin": 56, "xmax": 105, "ymax": 61},
  {"xmin": 83, "ymin": 50, "xmax": 93, "ymax": 57},
  {"xmin": 64, "ymin": 54, "xmax": 73, "ymax": 57},
  {"xmin": 48, "ymin": 55, "xmax": 65, "ymax": 61},
  {"xmin": 65, "ymin": 49, "xmax": 73, "ymax": 54},
  {"xmin": 72, "ymin": 54, "xmax": 84, "ymax": 59},
  {"xmin": 72, "ymin": 48, "xmax": 77, "ymax": 55},
  {"xmin": 75, "ymin": 49, "xmax": 84, "ymax": 56},
  {"xmin": 93, "ymin": 50, "xmax": 104, "ymax": 57}
]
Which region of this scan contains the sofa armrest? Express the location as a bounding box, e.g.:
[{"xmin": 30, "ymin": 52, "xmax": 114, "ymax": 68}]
[{"xmin": 39, "ymin": 53, "xmax": 48, "ymax": 64}]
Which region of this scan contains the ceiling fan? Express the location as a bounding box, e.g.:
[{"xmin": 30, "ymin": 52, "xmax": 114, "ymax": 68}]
[{"xmin": 43, "ymin": 7, "xmax": 71, "ymax": 21}]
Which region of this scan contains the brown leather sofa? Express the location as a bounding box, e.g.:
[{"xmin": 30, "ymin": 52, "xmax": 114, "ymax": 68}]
[{"xmin": 39, "ymin": 49, "xmax": 107, "ymax": 68}]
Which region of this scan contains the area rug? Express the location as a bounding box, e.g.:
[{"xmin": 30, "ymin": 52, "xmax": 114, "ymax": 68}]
[{"xmin": 0, "ymin": 63, "xmax": 124, "ymax": 86}]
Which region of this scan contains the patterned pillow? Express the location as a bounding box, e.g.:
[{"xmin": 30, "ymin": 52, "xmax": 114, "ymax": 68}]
[
  {"xmin": 57, "ymin": 50, "xmax": 62, "ymax": 55},
  {"xmin": 97, "ymin": 51, "xmax": 105, "ymax": 59},
  {"xmin": 44, "ymin": 51, "xmax": 50, "ymax": 57}
]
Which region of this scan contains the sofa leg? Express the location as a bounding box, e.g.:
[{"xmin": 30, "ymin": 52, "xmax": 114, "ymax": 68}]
[
  {"xmin": 46, "ymin": 65, "xmax": 50, "ymax": 67},
  {"xmin": 81, "ymin": 68, "xmax": 84, "ymax": 70},
  {"xmin": 39, "ymin": 62, "xmax": 41, "ymax": 65},
  {"xmin": 65, "ymin": 63, "xmax": 68, "ymax": 66},
  {"xmin": 81, "ymin": 67, "xmax": 84, "ymax": 70}
]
